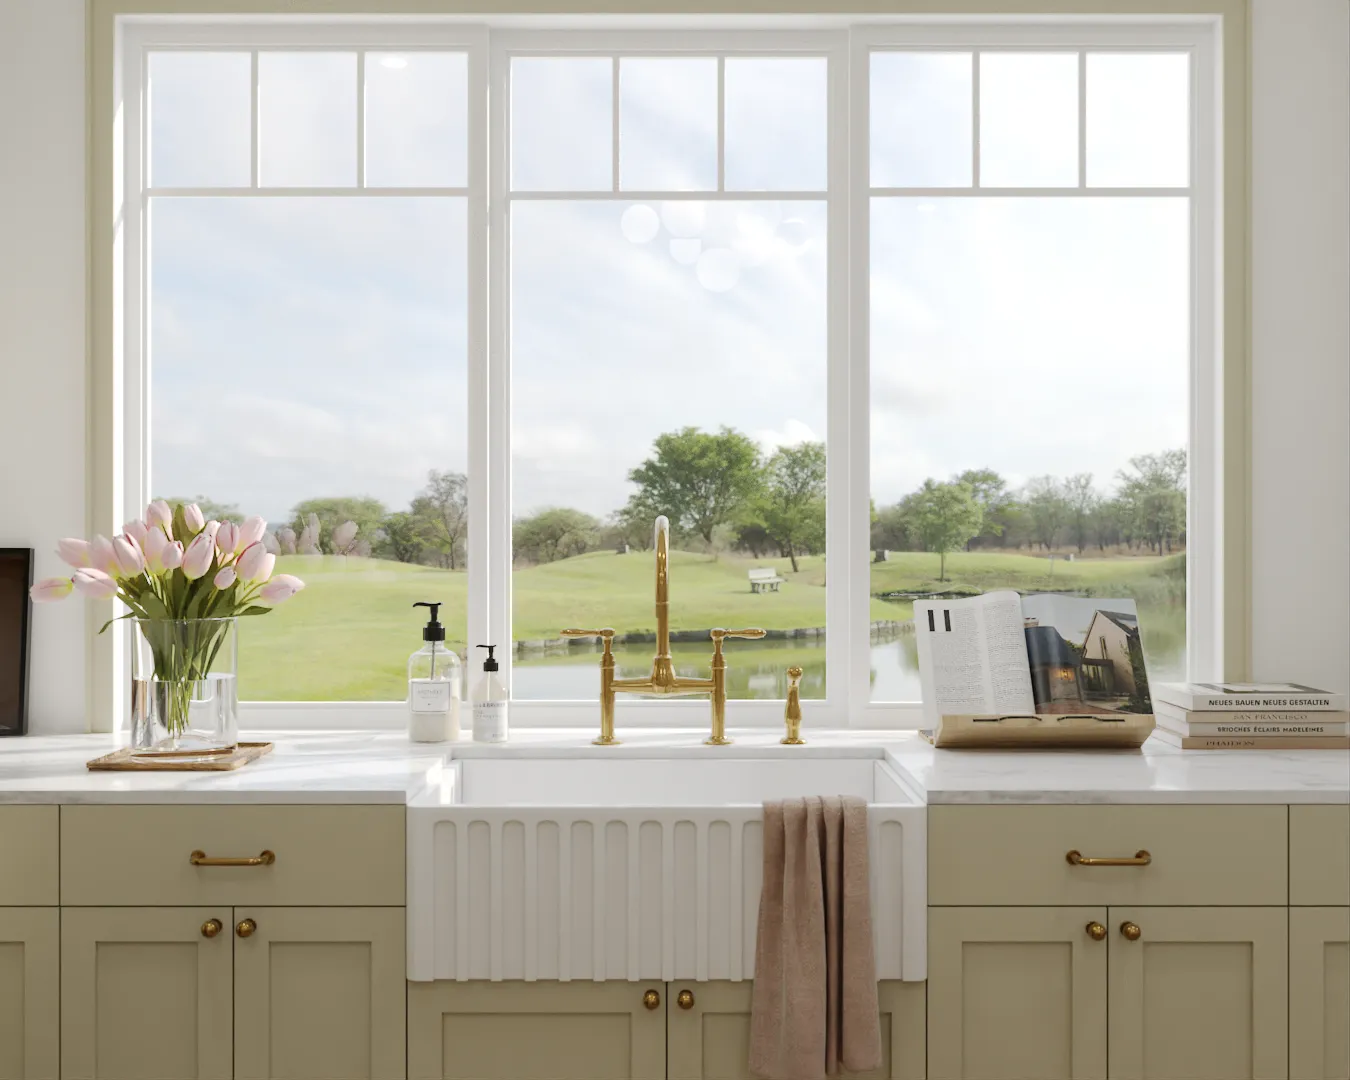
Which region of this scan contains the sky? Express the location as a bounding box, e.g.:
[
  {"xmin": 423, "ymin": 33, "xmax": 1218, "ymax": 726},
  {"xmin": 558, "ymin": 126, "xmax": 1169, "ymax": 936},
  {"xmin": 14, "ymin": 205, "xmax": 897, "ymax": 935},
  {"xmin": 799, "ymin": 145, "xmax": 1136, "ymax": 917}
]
[{"xmin": 148, "ymin": 47, "xmax": 1190, "ymax": 527}]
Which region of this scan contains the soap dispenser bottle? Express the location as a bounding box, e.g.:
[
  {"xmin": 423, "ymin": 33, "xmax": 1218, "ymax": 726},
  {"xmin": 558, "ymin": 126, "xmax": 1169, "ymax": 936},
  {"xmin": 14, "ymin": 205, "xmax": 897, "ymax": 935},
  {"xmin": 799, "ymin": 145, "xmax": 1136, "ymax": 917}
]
[
  {"xmin": 408, "ymin": 602, "xmax": 461, "ymax": 743},
  {"xmin": 471, "ymin": 644, "xmax": 509, "ymax": 743}
]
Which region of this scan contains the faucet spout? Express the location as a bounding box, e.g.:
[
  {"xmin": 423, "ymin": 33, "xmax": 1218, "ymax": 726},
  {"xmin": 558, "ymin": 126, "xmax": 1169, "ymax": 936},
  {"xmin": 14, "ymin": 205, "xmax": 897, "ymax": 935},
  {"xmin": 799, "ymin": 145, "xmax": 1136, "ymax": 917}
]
[{"xmin": 653, "ymin": 515, "xmax": 675, "ymax": 687}]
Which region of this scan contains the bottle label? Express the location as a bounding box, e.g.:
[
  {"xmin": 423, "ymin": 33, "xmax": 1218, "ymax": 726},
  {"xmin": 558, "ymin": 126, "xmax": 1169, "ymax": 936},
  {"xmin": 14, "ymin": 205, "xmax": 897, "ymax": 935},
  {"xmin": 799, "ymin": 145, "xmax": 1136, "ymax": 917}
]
[
  {"xmin": 474, "ymin": 700, "xmax": 508, "ymax": 742},
  {"xmin": 410, "ymin": 680, "xmax": 452, "ymax": 714}
]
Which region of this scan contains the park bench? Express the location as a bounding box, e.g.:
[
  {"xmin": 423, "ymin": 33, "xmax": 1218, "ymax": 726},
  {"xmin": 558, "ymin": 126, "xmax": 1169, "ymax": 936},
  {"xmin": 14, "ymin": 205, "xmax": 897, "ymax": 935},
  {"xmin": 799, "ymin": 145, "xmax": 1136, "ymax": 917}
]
[{"xmin": 748, "ymin": 567, "xmax": 786, "ymax": 594}]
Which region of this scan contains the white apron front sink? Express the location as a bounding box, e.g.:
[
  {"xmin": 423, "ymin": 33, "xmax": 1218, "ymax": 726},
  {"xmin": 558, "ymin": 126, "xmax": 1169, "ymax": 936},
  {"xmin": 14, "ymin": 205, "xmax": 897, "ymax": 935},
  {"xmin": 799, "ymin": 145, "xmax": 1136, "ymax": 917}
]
[{"xmin": 406, "ymin": 747, "xmax": 926, "ymax": 984}]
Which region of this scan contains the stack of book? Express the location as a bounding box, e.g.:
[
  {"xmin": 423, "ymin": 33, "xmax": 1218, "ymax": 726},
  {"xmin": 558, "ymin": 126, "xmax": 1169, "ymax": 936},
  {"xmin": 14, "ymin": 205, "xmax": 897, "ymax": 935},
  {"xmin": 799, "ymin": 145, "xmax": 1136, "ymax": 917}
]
[{"xmin": 1152, "ymin": 682, "xmax": 1349, "ymax": 750}]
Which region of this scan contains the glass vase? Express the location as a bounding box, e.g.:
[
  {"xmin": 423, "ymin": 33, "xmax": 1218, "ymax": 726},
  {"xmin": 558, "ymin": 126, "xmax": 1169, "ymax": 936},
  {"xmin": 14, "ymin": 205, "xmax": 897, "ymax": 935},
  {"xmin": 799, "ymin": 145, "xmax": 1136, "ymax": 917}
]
[{"xmin": 129, "ymin": 617, "xmax": 239, "ymax": 756}]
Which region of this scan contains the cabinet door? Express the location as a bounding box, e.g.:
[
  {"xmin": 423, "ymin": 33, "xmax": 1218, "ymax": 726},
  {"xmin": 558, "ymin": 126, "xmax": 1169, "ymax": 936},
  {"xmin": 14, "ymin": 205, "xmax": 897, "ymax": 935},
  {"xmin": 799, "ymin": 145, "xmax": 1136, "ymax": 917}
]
[
  {"xmin": 0, "ymin": 908, "xmax": 59, "ymax": 1080},
  {"xmin": 61, "ymin": 907, "xmax": 232, "ymax": 1080},
  {"xmin": 1108, "ymin": 906, "xmax": 1288, "ymax": 1080},
  {"xmin": 928, "ymin": 907, "xmax": 1108, "ymax": 1080},
  {"xmin": 667, "ymin": 979, "xmax": 925, "ymax": 1080},
  {"xmin": 233, "ymin": 907, "xmax": 406, "ymax": 1080},
  {"xmin": 407, "ymin": 981, "xmax": 666, "ymax": 1080},
  {"xmin": 1290, "ymin": 908, "xmax": 1350, "ymax": 1080}
]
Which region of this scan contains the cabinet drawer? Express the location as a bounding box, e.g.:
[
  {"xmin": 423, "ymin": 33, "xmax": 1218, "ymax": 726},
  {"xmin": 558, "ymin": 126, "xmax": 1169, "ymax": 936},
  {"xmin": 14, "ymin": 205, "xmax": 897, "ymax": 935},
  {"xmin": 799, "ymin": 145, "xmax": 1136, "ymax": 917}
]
[
  {"xmin": 0, "ymin": 805, "xmax": 59, "ymax": 905},
  {"xmin": 929, "ymin": 805, "xmax": 1287, "ymax": 906},
  {"xmin": 61, "ymin": 804, "xmax": 404, "ymax": 906},
  {"xmin": 1291, "ymin": 804, "xmax": 1350, "ymax": 905}
]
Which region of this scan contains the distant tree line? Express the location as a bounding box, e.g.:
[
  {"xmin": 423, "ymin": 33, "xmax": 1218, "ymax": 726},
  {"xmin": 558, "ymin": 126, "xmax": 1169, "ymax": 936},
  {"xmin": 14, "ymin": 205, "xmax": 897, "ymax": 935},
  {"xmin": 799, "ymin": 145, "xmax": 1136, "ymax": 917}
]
[{"xmin": 190, "ymin": 435, "xmax": 1184, "ymax": 581}]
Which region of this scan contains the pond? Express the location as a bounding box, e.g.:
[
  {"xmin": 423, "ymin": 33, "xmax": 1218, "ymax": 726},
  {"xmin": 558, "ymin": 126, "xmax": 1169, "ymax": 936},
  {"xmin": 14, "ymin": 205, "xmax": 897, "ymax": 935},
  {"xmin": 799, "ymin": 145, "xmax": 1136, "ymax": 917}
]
[{"xmin": 513, "ymin": 598, "xmax": 1187, "ymax": 702}]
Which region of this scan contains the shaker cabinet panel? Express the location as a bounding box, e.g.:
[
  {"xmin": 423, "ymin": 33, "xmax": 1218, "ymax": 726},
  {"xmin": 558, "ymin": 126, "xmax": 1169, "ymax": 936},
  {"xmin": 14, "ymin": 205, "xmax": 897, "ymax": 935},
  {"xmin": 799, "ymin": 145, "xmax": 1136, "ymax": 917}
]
[
  {"xmin": 666, "ymin": 979, "xmax": 925, "ymax": 1080},
  {"xmin": 60, "ymin": 907, "xmax": 233, "ymax": 1080},
  {"xmin": 1108, "ymin": 906, "xmax": 1288, "ymax": 1080},
  {"xmin": 1291, "ymin": 807, "xmax": 1350, "ymax": 906},
  {"xmin": 407, "ymin": 980, "xmax": 666, "ymax": 1080},
  {"xmin": 0, "ymin": 807, "xmax": 59, "ymax": 906},
  {"xmin": 927, "ymin": 907, "xmax": 1107, "ymax": 1080},
  {"xmin": 1290, "ymin": 907, "xmax": 1350, "ymax": 1080},
  {"xmin": 0, "ymin": 908, "xmax": 60, "ymax": 1080},
  {"xmin": 233, "ymin": 907, "xmax": 407, "ymax": 1080}
]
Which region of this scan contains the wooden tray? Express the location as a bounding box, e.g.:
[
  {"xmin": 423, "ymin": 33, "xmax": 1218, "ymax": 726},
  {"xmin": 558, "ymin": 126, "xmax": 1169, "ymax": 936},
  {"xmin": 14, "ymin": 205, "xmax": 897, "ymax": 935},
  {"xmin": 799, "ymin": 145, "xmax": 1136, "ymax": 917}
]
[
  {"xmin": 87, "ymin": 742, "xmax": 274, "ymax": 771},
  {"xmin": 922, "ymin": 713, "xmax": 1154, "ymax": 749}
]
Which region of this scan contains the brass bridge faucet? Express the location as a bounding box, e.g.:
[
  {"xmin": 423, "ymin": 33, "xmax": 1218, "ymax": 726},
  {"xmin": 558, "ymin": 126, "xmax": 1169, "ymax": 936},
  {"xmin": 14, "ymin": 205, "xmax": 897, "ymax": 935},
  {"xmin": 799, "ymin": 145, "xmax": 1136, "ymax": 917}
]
[{"xmin": 563, "ymin": 516, "xmax": 765, "ymax": 746}]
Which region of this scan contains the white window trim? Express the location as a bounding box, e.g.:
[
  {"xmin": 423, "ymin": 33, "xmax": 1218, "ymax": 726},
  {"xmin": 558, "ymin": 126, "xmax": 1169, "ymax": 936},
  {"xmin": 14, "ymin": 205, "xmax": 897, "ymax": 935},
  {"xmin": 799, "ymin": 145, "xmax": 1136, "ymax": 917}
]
[{"xmin": 111, "ymin": 15, "xmax": 1220, "ymax": 732}]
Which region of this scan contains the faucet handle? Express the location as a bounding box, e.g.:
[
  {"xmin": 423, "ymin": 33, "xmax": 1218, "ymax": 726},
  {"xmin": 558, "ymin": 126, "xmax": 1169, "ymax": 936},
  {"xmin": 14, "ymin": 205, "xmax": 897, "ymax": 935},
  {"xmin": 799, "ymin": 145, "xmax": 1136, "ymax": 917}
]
[
  {"xmin": 782, "ymin": 666, "xmax": 805, "ymax": 745},
  {"xmin": 561, "ymin": 628, "xmax": 615, "ymax": 639},
  {"xmin": 710, "ymin": 628, "xmax": 767, "ymax": 641}
]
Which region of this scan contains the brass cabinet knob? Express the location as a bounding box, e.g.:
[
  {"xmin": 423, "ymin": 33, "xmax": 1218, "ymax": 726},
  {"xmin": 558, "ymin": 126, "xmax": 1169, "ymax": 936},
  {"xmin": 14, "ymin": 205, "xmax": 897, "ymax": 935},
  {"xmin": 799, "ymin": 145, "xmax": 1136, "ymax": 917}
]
[
  {"xmin": 1085, "ymin": 922, "xmax": 1107, "ymax": 941},
  {"xmin": 201, "ymin": 918, "xmax": 223, "ymax": 939},
  {"xmin": 677, "ymin": 989, "xmax": 695, "ymax": 1010},
  {"xmin": 642, "ymin": 989, "xmax": 661, "ymax": 1010},
  {"xmin": 1120, "ymin": 921, "xmax": 1142, "ymax": 941},
  {"xmin": 236, "ymin": 918, "xmax": 257, "ymax": 939}
]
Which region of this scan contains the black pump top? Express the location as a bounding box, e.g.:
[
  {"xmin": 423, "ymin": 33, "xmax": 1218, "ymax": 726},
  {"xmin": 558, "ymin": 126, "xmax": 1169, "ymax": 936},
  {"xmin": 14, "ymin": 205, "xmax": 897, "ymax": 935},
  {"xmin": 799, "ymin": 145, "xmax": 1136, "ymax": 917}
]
[
  {"xmin": 413, "ymin": 602, "xmax": 446, "ymax": 642},
  {"xmin": 476, "ymin": 644, "xmax": 499, "ymax": 672}
]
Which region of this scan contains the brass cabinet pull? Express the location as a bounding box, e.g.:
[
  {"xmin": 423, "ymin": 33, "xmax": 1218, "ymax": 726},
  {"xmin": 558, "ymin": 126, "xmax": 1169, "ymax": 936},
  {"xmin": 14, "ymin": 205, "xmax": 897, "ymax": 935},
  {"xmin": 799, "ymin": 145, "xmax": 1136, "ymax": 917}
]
[
  {"xmin": 236, "ymin": 918, "xmax": 257, "ymax": 939},
  {"xmin": 677, "ymin": 989, "xmax": 695, "ymax": 1010},
  {"xmin": 1065, "ymin": 849, "xmax": 1151, "ymax": 867},
  {"xmin": 190, "ymin": 849, "xmax": 275, "ymax": 867},
  {"xmin": 1085, "ymin": 922, "xmax": 1107, "ymax": 941},
  {"xmin": 1120, "ymin": 921, "xmax": 1142, "ymax": 941},
  {"xmin": 642, "ymin": 989, "xmax": 661, "ymax": 1010},
  {"xmin": 200, "ymin": 918, "xmax": 223, "ymax": 939}
]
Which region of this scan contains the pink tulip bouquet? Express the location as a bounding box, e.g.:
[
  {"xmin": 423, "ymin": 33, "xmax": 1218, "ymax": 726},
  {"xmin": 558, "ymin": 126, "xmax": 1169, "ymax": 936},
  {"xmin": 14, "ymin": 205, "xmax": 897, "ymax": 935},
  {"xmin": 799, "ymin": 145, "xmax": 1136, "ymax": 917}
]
[{"xmin": 31, "ymin": 501, "xmax": 304, "ymax": 747}]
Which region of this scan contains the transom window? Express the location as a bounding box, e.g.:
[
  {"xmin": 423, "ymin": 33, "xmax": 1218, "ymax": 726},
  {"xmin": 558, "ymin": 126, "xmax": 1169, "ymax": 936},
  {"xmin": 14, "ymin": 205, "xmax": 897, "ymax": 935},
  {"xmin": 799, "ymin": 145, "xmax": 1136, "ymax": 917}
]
[{"xmin": 116, "ymin": 19, "xmax": 1218, "ymax": 728}]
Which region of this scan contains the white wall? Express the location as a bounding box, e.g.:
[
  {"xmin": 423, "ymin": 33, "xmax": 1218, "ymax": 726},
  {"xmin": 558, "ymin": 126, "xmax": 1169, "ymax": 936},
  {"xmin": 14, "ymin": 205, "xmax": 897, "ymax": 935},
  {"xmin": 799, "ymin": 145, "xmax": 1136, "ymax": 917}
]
[
  {"xmin": 0, "ymin": 0, "xmax": 1346, "ymax": 733},
  {"xmin": 1250, "ymin": 0, "xmax": 1350, "ymax": 694},
  {"xmin": 0, "ymin": 0, "xmax": 88, "ymax": 733}
]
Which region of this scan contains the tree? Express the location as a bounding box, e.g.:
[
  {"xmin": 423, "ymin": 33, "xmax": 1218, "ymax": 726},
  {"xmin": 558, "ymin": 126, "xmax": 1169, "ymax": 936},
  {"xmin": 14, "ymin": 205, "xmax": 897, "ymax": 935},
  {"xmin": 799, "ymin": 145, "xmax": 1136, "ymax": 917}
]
[
  {"xmin": 377, "ymin": 511, "xmax": 424, "ymax": 564},
  {"xmin": 158, "ymin": 495, "xmax": 242, "ymax": 524},
  {"xmin": 420, "ymin": 470, "xmax": 469, "ymax": 571},
  {"xmin": 1023, "ymin": 476, "xmax": 1069, "ymax": 551},
  {"xmin": 513, "ymin": 507, "xmax": 601, "ymax": 565},
  {"xmin": 871, "ymin": 501, "xmax": 914, "ymax": 553},
  {"xmin": 953, "ymin": 469, "xmax": 1014, "ymax": 548},
  {"xmin": 907, "ymin": 480, "xmax": 984, "ymax": 581},
  {"xmin": 755, "ymin": 441, "xmax": 826, "ymax": 572},
  {"xmin": 626, "ymin": 426, "xmax": 763, "ymax": 546},
  {"xmin": 1117, "ymin": 450, "xmax": 1187, "ymax": 555},
  {"xmin": 1062, "ymin": 473, "xmax": 1099, "ymax": 554},
  {"xmin": 289, "ymin": 497, "xmax": 386, "ymax": 554}
]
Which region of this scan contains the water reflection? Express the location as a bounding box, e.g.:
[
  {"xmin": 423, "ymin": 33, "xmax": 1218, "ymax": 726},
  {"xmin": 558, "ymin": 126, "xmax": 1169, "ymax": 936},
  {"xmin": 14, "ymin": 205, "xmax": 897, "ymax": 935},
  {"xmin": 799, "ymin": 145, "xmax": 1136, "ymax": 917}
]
[{"xmin": 513, "ymin": 598, "xmax": 1187, "ymax": 703}]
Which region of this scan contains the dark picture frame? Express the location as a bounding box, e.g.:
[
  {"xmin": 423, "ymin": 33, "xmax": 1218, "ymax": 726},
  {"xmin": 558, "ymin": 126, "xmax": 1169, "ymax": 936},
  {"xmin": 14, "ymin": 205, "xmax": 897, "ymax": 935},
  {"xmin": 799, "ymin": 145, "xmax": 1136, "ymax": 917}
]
[{"xmin": 0, "ymin": 548, "xmax": 34, "ymax": 736}]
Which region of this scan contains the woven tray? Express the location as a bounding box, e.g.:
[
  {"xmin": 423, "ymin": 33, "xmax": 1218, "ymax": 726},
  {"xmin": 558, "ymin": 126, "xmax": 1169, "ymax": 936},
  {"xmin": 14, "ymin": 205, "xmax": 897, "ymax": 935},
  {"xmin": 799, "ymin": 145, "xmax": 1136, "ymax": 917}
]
[{"xmin": 86, "ymin": 741, "xmax": 274, "ymax": 771}]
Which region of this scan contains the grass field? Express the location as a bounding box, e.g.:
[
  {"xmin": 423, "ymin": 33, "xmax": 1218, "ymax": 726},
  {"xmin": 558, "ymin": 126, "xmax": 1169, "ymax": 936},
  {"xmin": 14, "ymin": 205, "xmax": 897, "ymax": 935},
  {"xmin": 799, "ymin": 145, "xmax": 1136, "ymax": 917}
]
[{"xmin": 238, "ymin": 548, "xmax": 1185, "ymax": 700}]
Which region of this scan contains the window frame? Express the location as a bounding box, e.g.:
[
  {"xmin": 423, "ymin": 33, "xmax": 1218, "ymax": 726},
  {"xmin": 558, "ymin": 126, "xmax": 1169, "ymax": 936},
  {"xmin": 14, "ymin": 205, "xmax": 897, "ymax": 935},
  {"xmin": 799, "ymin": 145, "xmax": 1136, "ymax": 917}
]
[{"xmin": 103, "ymin": 15, "xmax": 1224, "ymax": 732}]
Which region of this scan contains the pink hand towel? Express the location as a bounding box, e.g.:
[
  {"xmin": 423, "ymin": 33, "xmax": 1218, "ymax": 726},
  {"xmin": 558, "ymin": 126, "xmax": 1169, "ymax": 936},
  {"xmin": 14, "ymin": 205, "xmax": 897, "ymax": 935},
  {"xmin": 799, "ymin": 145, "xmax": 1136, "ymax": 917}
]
[{"xmin": 750, "ymin": 795, "xmax": 881, "ymax": 1080}]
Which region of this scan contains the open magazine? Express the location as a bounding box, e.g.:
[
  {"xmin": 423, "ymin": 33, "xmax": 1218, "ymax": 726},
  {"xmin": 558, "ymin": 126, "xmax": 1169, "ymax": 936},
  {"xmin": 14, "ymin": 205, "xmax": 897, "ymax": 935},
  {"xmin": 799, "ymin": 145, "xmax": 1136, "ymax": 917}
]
[{"xmin": 915, "ymin": 591, "xmax": 1155, "ymax": 727}]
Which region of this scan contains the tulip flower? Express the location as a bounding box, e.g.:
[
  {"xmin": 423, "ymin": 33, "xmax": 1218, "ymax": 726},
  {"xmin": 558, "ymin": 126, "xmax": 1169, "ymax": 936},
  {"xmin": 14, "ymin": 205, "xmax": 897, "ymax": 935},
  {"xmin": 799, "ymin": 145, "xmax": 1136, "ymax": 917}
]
[
  {"xmin": 142, "ymin": 528, "xmax": 167, "ymax": 571},
  {"xmin": 181, "ymin": 532, "xmax": 215, "ymax": 580},
  {"xmin": 215, "ymin": 522, "xmax": 239, "ymax": 557},
  {"xmin": 123, "ymin": 520, "xmax": 149, "ymax": 547},
  {"xmin": 160, "ymin": 541, "xmax": 184, "ymax": 571},
  {"xmin": 332, "ymin": 520, "xmax": 359, "ymax": 554},
  {"xmin": 277, "ymin": 527, "xmax": 297, "ymax": 555},
  {"xmin": 145, "ymin": 500, "xmax": 173, "ymax": 536},
  {"xmin": 258, "ymin": 574, "xmax": 305, "ymax": 605},
  {"xmin": 236, "ymin": 542, "xmax": 274, "ymax": 584},
  {"xmin": 184, "ymin": 503, "xmax": 205, "ymax": 534},
  {"xmin": 239, "ymin": 516, "xmax": 267, "ymax": 550},
  {"xmin": 213, "ymin": 566, "xmax": 237, "ymax": 589},
  {"xmin": 110, "ymin": 535, "xmax": 145, "ymax": 578},
  {"xmin": 30, "ymin": 577, "xmax": 74, "ymax": 602},
  {"xmin": 89, "ymin": 535, "xmax": 118, "ymax": 575},
  {"xmin": 72, "ymin": 568, "xmax": 119, "ymax": 600},
  {"xmin": 57, "ymin": 538, "xmax": 91, "ymax": 569}
]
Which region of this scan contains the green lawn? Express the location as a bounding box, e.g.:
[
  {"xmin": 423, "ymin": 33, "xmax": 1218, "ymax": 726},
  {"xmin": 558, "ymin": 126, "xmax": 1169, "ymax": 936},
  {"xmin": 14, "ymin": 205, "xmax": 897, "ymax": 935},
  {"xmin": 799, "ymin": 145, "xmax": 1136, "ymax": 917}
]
[{"xmin": 239, "ymin": 548, "xmax": 1184, "ymax": 700}]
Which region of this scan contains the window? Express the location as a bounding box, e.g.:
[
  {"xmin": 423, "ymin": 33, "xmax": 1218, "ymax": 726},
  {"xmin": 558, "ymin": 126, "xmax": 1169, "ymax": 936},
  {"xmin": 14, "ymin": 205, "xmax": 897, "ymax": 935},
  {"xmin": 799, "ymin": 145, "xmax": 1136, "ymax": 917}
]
[{"xmin": 115, "ymin": 19, "xmax": 1218, "ymax": 728}]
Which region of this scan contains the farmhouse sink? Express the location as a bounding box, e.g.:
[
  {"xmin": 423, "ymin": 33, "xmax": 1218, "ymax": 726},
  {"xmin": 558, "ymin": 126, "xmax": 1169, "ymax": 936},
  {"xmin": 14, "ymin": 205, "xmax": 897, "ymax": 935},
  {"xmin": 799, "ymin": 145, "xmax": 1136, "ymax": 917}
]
[{"xmin": 406, "ymin": 748, "xmax": 926, "ymax": 984}]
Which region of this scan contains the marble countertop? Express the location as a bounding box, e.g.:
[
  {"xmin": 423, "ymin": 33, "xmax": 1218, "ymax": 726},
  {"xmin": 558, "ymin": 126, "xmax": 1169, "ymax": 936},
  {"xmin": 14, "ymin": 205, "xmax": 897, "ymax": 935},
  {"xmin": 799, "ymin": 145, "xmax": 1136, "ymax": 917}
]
[{"xmin": 0, "ymin": 729, "xmax": 1345, "ymax": 805}]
